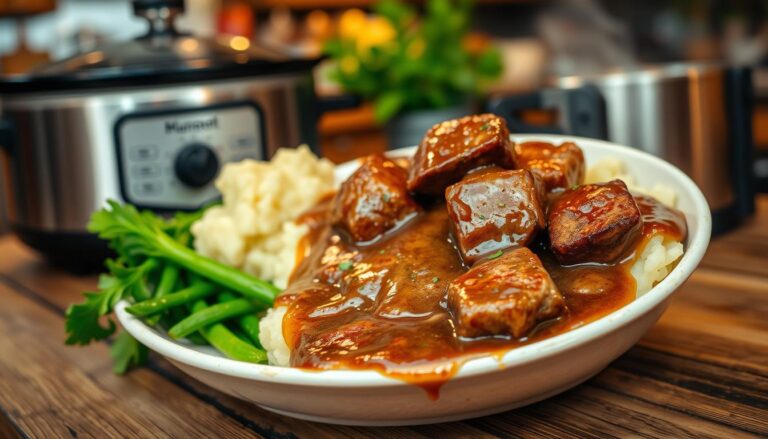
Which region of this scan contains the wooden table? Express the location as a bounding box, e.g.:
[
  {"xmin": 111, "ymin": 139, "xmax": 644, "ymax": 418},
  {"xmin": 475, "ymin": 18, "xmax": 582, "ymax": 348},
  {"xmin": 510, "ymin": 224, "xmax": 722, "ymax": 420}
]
[{"xmin": 0, "ymin": 199, "xmax": 766, "ymax": 438}]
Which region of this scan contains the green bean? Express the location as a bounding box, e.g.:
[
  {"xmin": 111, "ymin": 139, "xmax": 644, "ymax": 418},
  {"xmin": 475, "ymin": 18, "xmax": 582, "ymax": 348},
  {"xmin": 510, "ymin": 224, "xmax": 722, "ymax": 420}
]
[
  {"xmin": 218, "ymin": 292, "xmax": 262, "ymax": 347},
  {"xmin": 227, "ymin": 325, "xmax": 252, "ymax": 344},
  {"xmin": 151, "ymin": 230, "xmax": 188, "ymax": 327},
  {"xmin": 154, "ymin": 231, "xmax": 279, "ymax": 306},
  {"xmin": 218, "ymin": 292, "xmax": 237, "ymax": 301},
  {"xmin": 169, "ymin": 278, "xmax": 204, "ymax": 345},
  {"xmin": 237, "ymin": 315, "xmax": 263, "ymax": 348},
  {"xmin": 146, "ymin": 263, "xmax": 181, "ymax": 326},
  {"xmin": 190, "ymin": 300, "xmax": 267, "ymax": 363},
  {"xmin": 155, "ymin": 263, "xmax": 181, "ymax": 298},
  {"xmin": 166, "ymin": 273, "xmax": 194, "ymax": 325},
  {"xmin": 126, "ymin": 282, "xmax": 215, "ymax": 317},
  {"xmin": 168, "ymin": 298, "xmax": 256, "ymax": 339}
]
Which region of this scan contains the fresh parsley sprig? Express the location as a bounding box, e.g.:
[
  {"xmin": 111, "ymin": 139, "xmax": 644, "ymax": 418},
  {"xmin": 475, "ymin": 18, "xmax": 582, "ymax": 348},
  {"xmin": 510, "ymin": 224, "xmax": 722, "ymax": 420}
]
[{"xmin": 64, "ymin": 258, "xmax": 158, "ymax": 346}]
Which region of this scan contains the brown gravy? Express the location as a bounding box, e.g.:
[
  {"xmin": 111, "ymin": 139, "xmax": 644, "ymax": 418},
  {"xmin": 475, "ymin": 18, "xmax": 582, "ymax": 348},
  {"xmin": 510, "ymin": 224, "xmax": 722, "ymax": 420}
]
[{"xmin": 278, "ymin": 194, "xmax": 685, "ymax": 397}]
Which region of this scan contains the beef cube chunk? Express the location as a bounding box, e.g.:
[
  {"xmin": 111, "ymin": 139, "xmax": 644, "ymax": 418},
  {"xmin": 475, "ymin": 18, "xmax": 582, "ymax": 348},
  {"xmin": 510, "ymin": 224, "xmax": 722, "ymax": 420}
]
[
  {"xmin": 333, "ymin": 154, "xmax": 421, "ymax": 242},
  {"xmin": 514, "ymin": 141, "xmax": 585, "ymax": 193},
  {"xmin": 445, "ymin": 169, "xmax": 546, "ymax": 264},
  {"xmin": 548, "ymin": 179, "xmax": 642, "ymax": 264},
  {"xmin": 407, "ymin": 114, "xmax": 514, "ymax": 195},
  {"xmin": 448, "ymin": 247, "xmax": 566, "ymax": 338}
]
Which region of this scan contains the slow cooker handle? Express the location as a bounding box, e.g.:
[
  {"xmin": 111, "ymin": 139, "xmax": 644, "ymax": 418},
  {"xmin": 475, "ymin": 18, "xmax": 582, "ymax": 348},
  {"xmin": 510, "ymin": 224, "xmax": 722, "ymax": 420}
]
[
  {"xmin": 133, "ymin": 0, "xmax": 184, "ymax": 9},
  {"xmin": 725, "ymin": 67, "xmax": 756, "ymax": 219},
  {"xmin": 0, "ymin": 119, "xmax": 14, "ymax": 156},
  {"xmin": 487, "ymin": 84, "xmax": 608, "ymax": 140},
  {"xmin": 316, "ymin": 94, "xmax": 362, "ymax": 115},
  {"xmin": 133, "ymin": 0, "xmax": 184, "ymax": 36}
]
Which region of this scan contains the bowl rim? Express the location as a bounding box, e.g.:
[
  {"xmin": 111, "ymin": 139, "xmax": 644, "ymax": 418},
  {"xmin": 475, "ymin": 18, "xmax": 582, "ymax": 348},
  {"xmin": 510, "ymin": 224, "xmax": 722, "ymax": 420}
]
[{"xmin": 116, "ymin": 134, "xmax": 712, "ymax": 388}]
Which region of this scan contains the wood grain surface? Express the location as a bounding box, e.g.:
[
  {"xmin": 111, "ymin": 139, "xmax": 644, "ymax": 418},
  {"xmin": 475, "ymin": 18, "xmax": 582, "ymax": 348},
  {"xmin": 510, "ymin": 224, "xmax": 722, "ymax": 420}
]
[{"xmin": 0, "ymin": 197, "xmax": 766, "ymax": 438}]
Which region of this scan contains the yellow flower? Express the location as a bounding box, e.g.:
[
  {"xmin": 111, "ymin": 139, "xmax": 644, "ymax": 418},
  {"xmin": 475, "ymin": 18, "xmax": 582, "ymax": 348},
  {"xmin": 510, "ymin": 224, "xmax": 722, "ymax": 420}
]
[
  {"xmin": 338, "ymin": 9, "xmax": 367, "ymax": 41},
  {"xmin": 356, "ymin": 16, "xmax": 396, "ymax": 54}
]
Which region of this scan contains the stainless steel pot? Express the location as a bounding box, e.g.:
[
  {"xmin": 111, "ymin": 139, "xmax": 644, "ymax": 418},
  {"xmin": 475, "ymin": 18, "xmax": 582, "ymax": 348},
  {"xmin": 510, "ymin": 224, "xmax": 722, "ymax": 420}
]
[
  {"xmin": 0, "ymin": 0, "xmax": 351, "ymax": 270},
  {"xmin": 489, "ymin": 63, "xmax": 755, "ymax": 234}
]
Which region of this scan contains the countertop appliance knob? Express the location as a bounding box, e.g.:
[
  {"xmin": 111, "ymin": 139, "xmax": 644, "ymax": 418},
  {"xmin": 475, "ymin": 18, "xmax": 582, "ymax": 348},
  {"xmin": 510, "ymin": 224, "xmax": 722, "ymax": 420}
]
[{"xmin": 174, "ymin": 143, "xmax": 219, "ymax": 188}]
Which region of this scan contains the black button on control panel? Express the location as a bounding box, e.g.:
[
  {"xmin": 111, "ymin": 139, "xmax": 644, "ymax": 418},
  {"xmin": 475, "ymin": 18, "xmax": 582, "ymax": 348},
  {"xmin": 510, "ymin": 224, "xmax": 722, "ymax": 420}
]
[{"xmin": 174, "ymin": 143, "xmax": 220, "ymax": 188}]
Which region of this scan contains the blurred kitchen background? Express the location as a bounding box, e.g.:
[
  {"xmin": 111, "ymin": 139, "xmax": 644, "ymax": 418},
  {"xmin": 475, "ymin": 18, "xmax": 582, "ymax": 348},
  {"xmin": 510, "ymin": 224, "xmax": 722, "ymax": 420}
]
[{"xmin": 0, "ymin": 0, "xmax": 767, "ymax": 263}]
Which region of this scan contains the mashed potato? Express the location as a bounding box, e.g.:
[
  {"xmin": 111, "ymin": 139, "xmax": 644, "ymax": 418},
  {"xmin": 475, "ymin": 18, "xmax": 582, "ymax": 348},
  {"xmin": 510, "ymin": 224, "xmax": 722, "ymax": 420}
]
[
  {"xmin": 191, "ymin": 145, "xmax": 334, "ymax": 288},
  {"xmin": 586, "ymin": 157, "xmax": 677, "ymax": 207},
  {"xmin": 586, "ymin": 157, "xmax": 685, "ymax": 295},
  {"xmin": 631, "ymin": 234, "xmax": 684, "ymax": 294},
  {"xmin": 258, "ymin": 156, "xmax": 687, "ymax": 367},
  {"xmin": 259, "ymin": 307, "xmax": 291, "ymax": 366}
]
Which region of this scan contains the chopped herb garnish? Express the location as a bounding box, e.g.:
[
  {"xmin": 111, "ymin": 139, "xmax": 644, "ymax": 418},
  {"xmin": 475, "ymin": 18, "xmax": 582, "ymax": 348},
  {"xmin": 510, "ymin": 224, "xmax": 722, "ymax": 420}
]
[
  {"xmin": 479, "ymin": 123, "xmax": 490, "ymax": 131},
  {"xmin": 487, "ymin": 250, "xmax": 504, "ymax": 260},
  {"xmin": 478, "ymin": 214, "xmax": 487, "ymax": 220},
  {"xmin": 432, "ymin": 276, "xmax": 439, "ymax": 283},
  {"xmin": 382, "ymin": 193, "xmax": 391, "ymax": 202},
  {"xmin": 338, "ymin": 261, "xmax": 353, "ymax": 271}
]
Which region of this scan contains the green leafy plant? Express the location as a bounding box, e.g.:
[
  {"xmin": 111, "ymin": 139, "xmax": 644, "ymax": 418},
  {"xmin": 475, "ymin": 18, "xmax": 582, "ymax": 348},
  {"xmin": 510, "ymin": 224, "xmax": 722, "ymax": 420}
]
[{"xmin": 325, "ymin": 0, "xmax": 503, "ymax": 122}]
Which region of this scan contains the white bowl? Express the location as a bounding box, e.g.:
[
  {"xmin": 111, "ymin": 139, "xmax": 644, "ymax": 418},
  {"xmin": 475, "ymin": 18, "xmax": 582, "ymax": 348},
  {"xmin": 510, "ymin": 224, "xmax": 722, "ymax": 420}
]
[{"xmin": 116, "ymin": 135, "xmax": 711, "ymax": 426}]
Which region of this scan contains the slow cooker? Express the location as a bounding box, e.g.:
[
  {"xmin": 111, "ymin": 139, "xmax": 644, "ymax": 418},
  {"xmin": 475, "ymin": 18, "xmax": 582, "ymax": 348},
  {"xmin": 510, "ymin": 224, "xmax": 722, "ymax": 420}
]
[
  {"xmin": 489, "ymin": 64, "xmax": 756, "ymax": 234},
  {"xmin": 0, "ymin": 0, "xmax": 347, "ymax": 270}
]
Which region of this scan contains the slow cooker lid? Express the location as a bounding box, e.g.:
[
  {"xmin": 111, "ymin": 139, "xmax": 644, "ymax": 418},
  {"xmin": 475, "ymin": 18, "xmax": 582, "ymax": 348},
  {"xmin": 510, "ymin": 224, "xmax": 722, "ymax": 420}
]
[{"xmin": 0, "ymin": 0, "xmax": 320, "ymax": 93}]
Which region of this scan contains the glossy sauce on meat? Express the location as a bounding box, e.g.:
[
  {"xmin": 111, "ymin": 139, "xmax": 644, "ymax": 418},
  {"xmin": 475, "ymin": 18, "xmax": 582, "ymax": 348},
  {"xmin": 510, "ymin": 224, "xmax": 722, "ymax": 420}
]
[
  {"xmin": 548, "ymin": 180, "xmax": 642, "ymax": 265},
  {"xmin": 280, "ymin": 206, "xmax": 468, "ymax": 395},
  {"xmin": 514, "ymin": 141, "xmax": 585, "ymax": 193},
  {"xmin": 407, "ymin": 114, "xmax": 514, "ymax": 195},
  {"xmin": 635, "ymin": 194, "xmax": 687, "ymax": 242},
  {"xmin": 275, "ymin": 135, "xmax": 686, "ymax": 397},
  {"xmin": 279, "ymin": 186, "xmax": 686, "ymax": 398},
  {"xmin": 445, "ymin": 169, "xmax": 546, "ymax": 264}
]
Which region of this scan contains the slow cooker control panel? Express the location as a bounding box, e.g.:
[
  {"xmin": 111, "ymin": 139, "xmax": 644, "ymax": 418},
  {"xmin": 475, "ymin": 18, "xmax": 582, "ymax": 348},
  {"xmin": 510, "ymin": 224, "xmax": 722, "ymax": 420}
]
[{"xmin": 115, "ymin": 103, "xmax": 263, "ymax": 210}]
